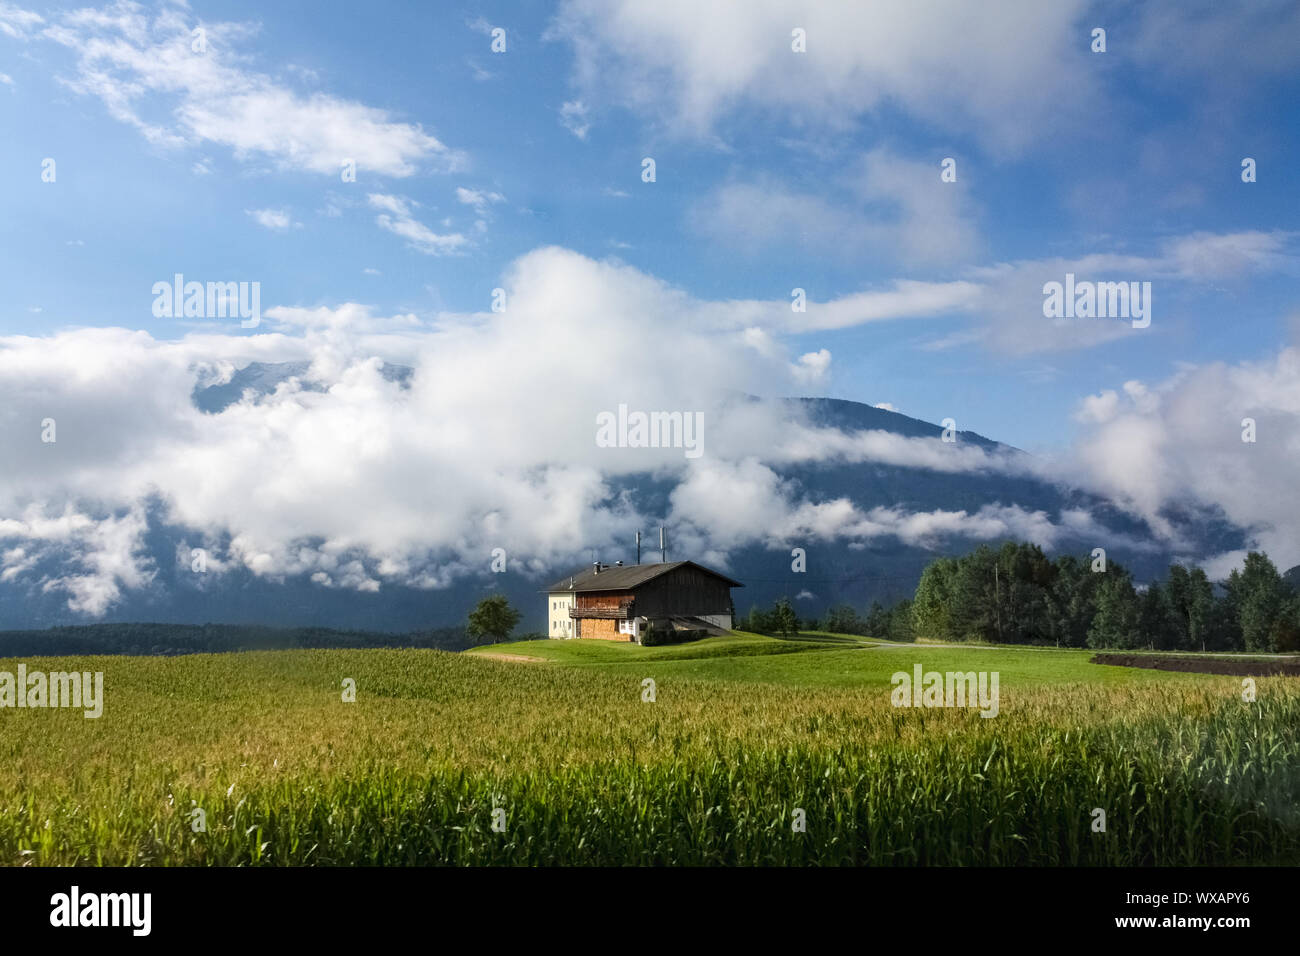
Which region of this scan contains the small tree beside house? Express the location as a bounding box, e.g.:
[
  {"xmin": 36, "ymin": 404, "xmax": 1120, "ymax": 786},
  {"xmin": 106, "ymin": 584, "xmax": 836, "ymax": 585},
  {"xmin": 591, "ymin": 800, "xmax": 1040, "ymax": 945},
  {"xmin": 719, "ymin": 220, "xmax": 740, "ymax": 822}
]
[
  {"xmin": 771, "ymin": 597, "xmax": 799, "ymax": 637},
  {"xmin": 467, "ymin": 595, "xmax": 522, "ymax": 645}
]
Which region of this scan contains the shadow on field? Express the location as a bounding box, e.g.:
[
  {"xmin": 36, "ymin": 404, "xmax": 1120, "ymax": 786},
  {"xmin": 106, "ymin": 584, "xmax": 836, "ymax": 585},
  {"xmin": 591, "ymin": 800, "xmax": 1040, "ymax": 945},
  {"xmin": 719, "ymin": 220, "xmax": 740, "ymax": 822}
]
[{"xmin": 1092, "ymin": 653, "xmax": 1300, "ymax": 676}]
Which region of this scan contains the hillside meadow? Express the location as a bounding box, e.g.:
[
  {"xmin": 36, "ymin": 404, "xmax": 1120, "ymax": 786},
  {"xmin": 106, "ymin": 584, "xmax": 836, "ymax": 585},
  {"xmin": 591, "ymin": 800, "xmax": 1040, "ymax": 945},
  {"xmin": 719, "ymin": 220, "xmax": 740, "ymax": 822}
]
[{"xmin": 0, "ymin": 632, "xmax": 1297, "ymax": 865}]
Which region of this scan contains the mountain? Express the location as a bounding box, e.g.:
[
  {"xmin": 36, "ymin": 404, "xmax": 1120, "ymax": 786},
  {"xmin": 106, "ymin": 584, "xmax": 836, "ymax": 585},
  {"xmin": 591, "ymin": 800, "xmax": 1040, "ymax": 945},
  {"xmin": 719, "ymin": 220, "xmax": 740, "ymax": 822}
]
[
  {"xmin": 0, "ymin": 364, "xmax": 1245, "ymax": 633},
  {"xmin": 192, "ymin": 360, "xmax": 413, "ymax": 413},
  {"xmin": 701, "ymin": 399, "xmax": 1242, "ymax": 618},
  {"xmin": 1284, "ymin": 566, "xmax": 1300, "ymax": 593}
]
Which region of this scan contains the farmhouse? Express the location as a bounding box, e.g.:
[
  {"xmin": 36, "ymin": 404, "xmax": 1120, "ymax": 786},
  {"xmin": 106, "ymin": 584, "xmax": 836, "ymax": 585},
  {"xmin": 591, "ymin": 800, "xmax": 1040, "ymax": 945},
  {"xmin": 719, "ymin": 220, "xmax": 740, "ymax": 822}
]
[{"xmin": 544, "ymin": 561, "xmax": 743, "ymax": 642}]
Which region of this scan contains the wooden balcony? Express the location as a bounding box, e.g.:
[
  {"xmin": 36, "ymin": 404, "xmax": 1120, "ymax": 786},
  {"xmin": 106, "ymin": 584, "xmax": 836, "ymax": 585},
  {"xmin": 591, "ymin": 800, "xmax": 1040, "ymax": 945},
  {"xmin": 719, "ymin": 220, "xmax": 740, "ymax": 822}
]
[{"xmin": 570, "ymin": 601, "xmax": 634, "ymax": 620}]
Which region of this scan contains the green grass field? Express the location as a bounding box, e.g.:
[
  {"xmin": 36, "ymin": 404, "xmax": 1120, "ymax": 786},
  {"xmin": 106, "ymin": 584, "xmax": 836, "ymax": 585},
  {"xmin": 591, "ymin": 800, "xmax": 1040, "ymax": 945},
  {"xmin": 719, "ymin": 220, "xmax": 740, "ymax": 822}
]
[
  {"xmin": 2, "ymin": 631, "xmax": 1297, "ymax": 866},
  {"xmin": 467, "ymin": 631, "xmax": 1204, "ymax": 687}
]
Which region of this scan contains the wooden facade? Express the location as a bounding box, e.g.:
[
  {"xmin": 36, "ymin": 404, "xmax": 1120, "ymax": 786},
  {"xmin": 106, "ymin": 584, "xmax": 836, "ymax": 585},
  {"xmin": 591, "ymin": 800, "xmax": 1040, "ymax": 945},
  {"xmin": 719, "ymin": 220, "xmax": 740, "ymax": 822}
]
[
  {"xmin": 575, "ymin": 593, "xmax": 633, "ymax": 614},
  {"xmin": 628, "ymin": 564, "xmax": 734, "ymax": 619}
]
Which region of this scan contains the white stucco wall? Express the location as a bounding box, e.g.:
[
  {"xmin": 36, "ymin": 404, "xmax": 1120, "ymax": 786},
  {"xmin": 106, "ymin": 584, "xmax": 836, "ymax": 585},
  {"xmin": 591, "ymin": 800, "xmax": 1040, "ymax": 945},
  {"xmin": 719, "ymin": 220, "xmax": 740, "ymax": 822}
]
[{"xmin": 547, "ymin": 591, "xmax": 576, "ymax": 639}]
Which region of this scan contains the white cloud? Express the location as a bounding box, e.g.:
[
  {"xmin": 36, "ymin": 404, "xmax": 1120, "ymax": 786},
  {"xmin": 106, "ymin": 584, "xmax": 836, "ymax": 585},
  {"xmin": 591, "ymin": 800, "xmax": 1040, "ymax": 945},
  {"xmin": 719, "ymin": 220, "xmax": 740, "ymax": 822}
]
[
  {"xmin": 368, "ymin": 193, "xmax": 469, "ymax": 256},
  {"xmin": 1075, "ymin": 389, "xmax": 1120, "ymax": 425},
  {"xmin": 455, "ymin": 186, "xmax": 505, "ymax": 215},
  {"xmin": 962, "ymin": 231, "xmax": 1297, "ymax": 355},
  {"xmin": 549, "ymin": 0, "xmax": 1095, "ymax": 153},
  {"xmin": 698, "ymin": 279, "xmax": 981, "ymax": 334},
  {"xmin": 1070, "ymin": 348, "xmax": 1300, "ymax": 571},
  {"xmin": 0, "ymin": 503, "xmax": 153, "ymax": 617},
  {"xmin": 41, "ymin": 3, "xmax": 462, "ymax": 176},
  {"xmin": 766, "ymin": 422, "xmax": 1025, "ymax": 476},
  {"xmin": 0, "ymin": 246, "xmax": 1102, "ymax": 615},
  {"xmin": 664, "ymin": 457, "xmax": 1095, "ymax": 558},
  {"xmin": 559, "ymin": 99, "xmax": 590, "ymax": 139},
  {"xmin": 692, "ymin": 149, "xmax": 981, "ymax": 267},
  {"xmin": 6, "ymin": 242, "xmax": 1292, "ymax": 615},
  {"xmin": 918, "ymin": 328, "xmax": 986, "ymax": 353},
  {"xmin": 1162, "ymin": 231, "xmax": 1295, "ymax": 280},
  {"xmin": 0, "ymin": 2, "xmax": 42, "ymax": 40},
  {"xmin": 466, "ymin": 58, "xmax": 495, "ymax": 83},
  {"xmin": 246, "ymin": 207, "xmax": 296, "ymax": 231},
  {"xmin": 792, "ymin": 349, "xmax": 830, "ymax": 384}
]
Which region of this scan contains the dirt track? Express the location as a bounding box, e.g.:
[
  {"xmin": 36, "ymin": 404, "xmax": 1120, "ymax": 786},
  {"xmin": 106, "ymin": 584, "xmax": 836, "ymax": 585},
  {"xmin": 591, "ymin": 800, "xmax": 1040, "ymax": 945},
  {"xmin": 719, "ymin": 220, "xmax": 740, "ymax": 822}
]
[{"xmin": 1091, "ymin": 653, "xmax": 1300, "ymax": 676}]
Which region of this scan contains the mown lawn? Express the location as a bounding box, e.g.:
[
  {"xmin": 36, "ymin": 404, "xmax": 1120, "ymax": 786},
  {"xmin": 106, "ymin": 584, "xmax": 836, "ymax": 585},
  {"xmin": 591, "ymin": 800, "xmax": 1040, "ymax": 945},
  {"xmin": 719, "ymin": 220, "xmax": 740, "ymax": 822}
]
[{"xmin": 468, "ymin": 630, "xmax": 1206, "ymax": 688}]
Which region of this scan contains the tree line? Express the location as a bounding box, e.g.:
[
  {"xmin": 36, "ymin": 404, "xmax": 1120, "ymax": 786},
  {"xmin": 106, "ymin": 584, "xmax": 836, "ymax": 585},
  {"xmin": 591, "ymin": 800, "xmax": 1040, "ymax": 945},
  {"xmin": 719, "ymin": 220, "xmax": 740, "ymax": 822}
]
[
  {"xmin": 743, "ymin": 596, "xmax": 916, "ymax": 642},
  {"xmin": 0, "ymin": 622, "xmax": 473, "ymax": 657},
  {"xmin": 747, "ymin": 543, "xmax": 1300, "ymax": 652}
]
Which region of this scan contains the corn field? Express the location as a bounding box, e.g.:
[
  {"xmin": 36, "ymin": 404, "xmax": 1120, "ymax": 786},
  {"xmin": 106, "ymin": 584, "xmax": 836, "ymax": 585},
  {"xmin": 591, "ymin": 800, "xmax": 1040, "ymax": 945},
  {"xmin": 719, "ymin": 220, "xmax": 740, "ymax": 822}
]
[{"xmin": 0, "ymin": 649, "xmax": 1296, "ymax": 865}]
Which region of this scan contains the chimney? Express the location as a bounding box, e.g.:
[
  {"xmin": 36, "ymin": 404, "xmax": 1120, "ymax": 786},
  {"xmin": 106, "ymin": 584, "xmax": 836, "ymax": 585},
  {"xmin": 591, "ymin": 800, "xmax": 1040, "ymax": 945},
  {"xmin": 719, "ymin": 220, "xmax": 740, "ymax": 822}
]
[
  {"xmin": 660, "ymin": 526, "xmax": 667, "ymax": 563},
  {"xmin": 593, "ymin": 562, "xmax": 601, "ymax": 575},
  {"xmin": 635, "ymin": 530, "xmax": 641, "ymax": 565},
  {"xmin": 615, "ymin": 560, "xmax": 624, "ymax": 567}
]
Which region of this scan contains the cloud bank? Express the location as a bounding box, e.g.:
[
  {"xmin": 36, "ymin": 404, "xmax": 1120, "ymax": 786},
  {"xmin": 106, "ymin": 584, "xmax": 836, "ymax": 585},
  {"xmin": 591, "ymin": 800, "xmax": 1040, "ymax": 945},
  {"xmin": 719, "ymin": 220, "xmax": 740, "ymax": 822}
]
[{"xmin": 0, "ymin": 246, "xmax": 1127, "ymax": 615}]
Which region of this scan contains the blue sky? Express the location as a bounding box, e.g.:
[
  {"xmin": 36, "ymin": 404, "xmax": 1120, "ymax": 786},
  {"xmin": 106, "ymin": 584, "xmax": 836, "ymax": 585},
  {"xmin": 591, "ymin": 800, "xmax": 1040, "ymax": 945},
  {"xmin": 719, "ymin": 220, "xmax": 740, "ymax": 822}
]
[
  {"xmin": 1, "ymin": 0, "xmax": 1298, "ymax": 615},
  {"xmin": 3, "ymin": 0, "xmax": 1295, "ymax": 451}
]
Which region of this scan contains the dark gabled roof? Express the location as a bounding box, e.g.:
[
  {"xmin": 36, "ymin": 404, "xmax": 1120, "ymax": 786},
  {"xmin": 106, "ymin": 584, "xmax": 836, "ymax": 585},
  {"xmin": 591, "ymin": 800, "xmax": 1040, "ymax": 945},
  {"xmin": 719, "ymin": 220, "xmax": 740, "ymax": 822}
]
[{"xmin": 543, "ymin": 560, "xmax": 743, "ymax": 593}]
